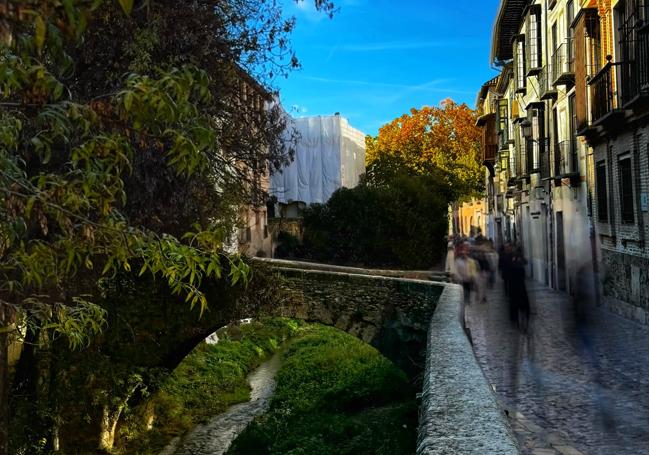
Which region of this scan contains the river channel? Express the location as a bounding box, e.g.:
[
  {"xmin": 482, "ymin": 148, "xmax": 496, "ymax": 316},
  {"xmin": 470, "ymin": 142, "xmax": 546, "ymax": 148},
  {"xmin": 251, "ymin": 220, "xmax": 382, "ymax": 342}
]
[{"xmin": 161, "ymin": 352, "xmax": 282, "ymax": 455}]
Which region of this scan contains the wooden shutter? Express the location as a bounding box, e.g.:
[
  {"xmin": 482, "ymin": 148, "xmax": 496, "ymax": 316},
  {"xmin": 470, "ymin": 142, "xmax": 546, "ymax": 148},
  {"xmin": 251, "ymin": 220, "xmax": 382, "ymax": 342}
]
[{"xmin": 575, "ymin": 12, "xmax": 588, "ymax": 131}]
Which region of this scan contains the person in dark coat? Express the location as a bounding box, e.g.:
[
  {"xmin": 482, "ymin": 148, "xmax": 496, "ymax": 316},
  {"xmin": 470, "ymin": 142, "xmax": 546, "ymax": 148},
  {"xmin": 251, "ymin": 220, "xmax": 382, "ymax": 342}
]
[
  {"xmin": 498, "ymin": 242, "xmax": 513, "ymax": 296},
  {"xmin": 508, "ymin": 247, "xmax": 530, "ymax": 330}
]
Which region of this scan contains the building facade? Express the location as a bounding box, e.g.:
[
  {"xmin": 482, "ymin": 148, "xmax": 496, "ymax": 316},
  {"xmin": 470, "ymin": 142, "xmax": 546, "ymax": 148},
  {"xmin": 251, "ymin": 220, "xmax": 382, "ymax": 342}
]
[
  {"xmin": 481, "ymin": 0, "xmax": 649, "ymax": 323},
  {"xmin": 580, "ymin": 0, "xmax": 649, "ymax": 322},
  {"xmin": 270, "ymin": 114, "xmax": 366, "ymax": 209}
]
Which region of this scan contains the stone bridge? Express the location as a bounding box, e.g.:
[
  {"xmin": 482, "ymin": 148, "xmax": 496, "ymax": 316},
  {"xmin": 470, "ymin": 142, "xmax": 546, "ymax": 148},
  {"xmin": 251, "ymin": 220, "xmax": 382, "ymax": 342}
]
[
  {"xmin": 256, "ymin": 259, "xmax": 520, "ymax": 454},
  {"xmin": 91, "ymin": 258, "xmax": 518, "ymax": 454},
  {"xmin": 259, "ymin": 258, "xmax": 445, "ymax": 377}
]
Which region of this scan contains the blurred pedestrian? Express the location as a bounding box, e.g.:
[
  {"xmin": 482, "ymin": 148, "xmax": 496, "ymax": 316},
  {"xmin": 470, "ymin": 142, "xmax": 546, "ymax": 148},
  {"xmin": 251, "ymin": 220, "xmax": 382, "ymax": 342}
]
[
  {"xmin": 571, "ymin": 261, "xmax": 616, "ymax": 432},
  {"xmin": 486, "ymin": 240, "xmax": 498, "ymax": 288},
  {"xmin": 455, "ymin": 242, "xmax": 478, "ymax": 329},
  {"xmin": 499, "ymin": 242, "xmax": 514, "ymax": 296},
  {"xmin": 471, "ymin": 241, "xmax": 491, "ymax": 303},
  {"xmin": 508, "ymin": 247, "xmax": 530, "ymax": 330},
  {"xmin": 445, "ymin": 239, "xmax": 456, "ymax": 281}
]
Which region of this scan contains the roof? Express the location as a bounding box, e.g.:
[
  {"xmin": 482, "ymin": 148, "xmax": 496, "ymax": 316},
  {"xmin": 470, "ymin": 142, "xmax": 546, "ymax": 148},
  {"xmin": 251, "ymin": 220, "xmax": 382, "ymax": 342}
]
[
  {"xmin": 476, "ymin": 75, "xmax": 501, "ymax": 107},
  {"xmin": 491, "ymin": 0, "xmax": 529, "ymax": 64}
]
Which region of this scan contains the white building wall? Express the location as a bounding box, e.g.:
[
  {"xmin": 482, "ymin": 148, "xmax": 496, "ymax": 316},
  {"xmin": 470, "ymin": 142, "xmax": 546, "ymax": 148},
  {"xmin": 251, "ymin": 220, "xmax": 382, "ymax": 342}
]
[{"xmin": 271, "ymin": 115, "xmax": 366, "ymax": 206}]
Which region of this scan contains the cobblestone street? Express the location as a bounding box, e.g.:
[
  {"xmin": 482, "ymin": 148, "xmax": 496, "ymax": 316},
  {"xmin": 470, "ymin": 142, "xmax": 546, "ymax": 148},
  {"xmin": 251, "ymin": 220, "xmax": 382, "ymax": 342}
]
[{"xmin": 466, "ymin": 281, "xmax": 649, "ymax": 455}]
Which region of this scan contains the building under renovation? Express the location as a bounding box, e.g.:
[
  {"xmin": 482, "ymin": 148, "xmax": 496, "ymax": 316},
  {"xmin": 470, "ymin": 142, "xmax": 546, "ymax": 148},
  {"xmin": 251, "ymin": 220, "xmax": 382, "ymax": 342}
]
[{"xmin": 269, "ymin": 114, "xmax": 366, "ymax": 218}]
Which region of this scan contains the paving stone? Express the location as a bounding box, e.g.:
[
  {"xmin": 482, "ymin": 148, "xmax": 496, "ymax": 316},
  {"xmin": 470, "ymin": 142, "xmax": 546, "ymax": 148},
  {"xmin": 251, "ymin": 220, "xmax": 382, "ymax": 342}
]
[
  {"xmin": 531, "ymin": 448, "xmax": 557, "ymax": 455},
  {"xmin": 467, "ymin": 280, "xmax": 649, "ymax": 455},
  {"xmin": 554, "ymin": 445, "xmax": 586, "ymax": 455}
]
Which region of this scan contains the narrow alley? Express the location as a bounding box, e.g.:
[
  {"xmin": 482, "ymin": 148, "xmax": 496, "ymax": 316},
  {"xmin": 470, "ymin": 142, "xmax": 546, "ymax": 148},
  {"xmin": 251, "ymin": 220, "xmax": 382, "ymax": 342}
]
[{"xmin": 467, "ymin": 281, "xmax": 649, "ymax": 455}]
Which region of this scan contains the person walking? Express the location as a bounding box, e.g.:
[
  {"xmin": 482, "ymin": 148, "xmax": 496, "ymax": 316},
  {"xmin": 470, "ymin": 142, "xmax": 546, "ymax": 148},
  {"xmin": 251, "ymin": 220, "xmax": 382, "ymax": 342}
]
[
  {"xmin": 445, "ymin": 239, "xmax": 457, "ymax": 282},
  {"xmin": 455, "ymin": 242, "xmax": 478, "ymax": 330},
  {"xmin": 471, "ymin": 242, "xmax": 491, "ymax": 303},
  {"xmin": 499, "ymin": 242, "xmax": 513, "ymax": 296},
  {"xmin": 508, "ymin": 247, "xmax": 530, "ymax": 330}
]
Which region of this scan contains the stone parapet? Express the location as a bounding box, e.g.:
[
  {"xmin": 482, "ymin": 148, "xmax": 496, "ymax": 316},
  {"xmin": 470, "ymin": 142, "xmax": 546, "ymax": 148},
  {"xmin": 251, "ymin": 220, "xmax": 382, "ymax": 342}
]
[
  {"xmin": 417, "ymin": 284, "xmax": 519, "ymax": 455},
  {"xmin": 254, "ymin": 257, "xmax": 449, "ymax": 282}
]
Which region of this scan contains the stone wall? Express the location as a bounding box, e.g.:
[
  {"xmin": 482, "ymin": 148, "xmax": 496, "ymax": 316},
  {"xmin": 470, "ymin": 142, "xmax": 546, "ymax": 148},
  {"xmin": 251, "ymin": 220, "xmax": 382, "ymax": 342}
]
[
  {"xmin": 274, "ymin": 267, "xmax": 442, "ymax": 377},
  {"xmin": 601, "ymin": 249, "xmax": 649, "ymax": 324},
  {"xmin": 592, "ymin": 126, "xmax": 649, "ymax": 325},
  {"xmin": 417, "ymin": 284, "xmax": 519, "ymax": 455},
  {"xmin": 261, "ymin": 259, "xmax": 518, "ymax": 454}
]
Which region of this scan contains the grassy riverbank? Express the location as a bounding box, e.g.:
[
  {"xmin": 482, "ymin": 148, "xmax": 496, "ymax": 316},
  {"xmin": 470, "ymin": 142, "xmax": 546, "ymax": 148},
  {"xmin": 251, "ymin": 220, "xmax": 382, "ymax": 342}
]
[
  {"xmin": 118, "ymin": 318, "xmax": 302, "ymax": 454},
  {"xmin": 228, "ymin": 325, "xmax": 418, "ymax": 455}
]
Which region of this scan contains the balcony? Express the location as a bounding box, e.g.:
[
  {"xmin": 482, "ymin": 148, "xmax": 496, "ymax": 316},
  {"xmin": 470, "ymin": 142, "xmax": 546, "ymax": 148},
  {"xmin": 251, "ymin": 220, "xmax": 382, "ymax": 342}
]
[
  {"xmin": 497, "ymin": 129, "xmax": 510, "ymax": 152},
  {"xmin": 620, "ymin": 28, "xmax": 649, "ymax": 107},
  {"xmin": 539, "ymin": 65, "xmax": 558, "ymax": 100},
  {"xmin": 483, "ymin": 144, "xmax": 498, "ymax": 163},
  {"xmin": 540, "ymin": 141, "xmax": 551, "ymax": 180},
  {"xmin": 527, "ymin": 141, "xmax": 541, "ymax": 176},
  {"xmin": 515, "ymin": 145, "xmax": 528, "ymax": 180},
  {"xmin": 553, "ymin": 140, "xmax": 580, "ymax": 185},
  {"xmin": 551, "ymin": 40, "xmax": 575, "ymax": 87},
  {"xmin": 589, "ymin": 59, "xmax": 624, "ymax": 126}
]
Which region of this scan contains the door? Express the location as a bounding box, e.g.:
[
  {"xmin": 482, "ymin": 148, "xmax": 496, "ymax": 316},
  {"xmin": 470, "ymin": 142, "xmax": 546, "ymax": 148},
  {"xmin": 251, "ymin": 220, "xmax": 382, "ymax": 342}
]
[
  {"xmin": 568, "ymin": 93, "xmax": 578, "ymax": 173},
  {"xmin": 541, "ymin": 204, "xmax": 549, "ymax": 285},
  {"xmin": 556, "ymin": 211, "xmax": 567, "ymax": 291}
]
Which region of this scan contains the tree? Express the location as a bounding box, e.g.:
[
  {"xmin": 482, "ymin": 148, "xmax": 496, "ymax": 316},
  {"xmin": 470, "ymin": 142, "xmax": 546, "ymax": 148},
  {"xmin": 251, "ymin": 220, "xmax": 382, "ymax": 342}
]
[
  {"xmin": 293, "ymin": 155, "xmax": 449, "ymax": 269},
  {"xmin": 365, "ymin": 99, "xmax": 483, "ymax": 200},
  {"xmin": 0, "ymin": 0, "xmax": 334, "ymax": 452}
]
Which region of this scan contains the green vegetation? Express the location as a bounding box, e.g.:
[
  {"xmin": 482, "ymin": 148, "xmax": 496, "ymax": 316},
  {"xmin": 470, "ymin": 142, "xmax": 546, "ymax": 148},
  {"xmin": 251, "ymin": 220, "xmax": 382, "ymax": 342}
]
[
  {"xmin": 229, "ymin": 325, "xmax": 417, "ymax": 455},
  {"xmin": 277, "ymin": 155, "xmax": 449, "ymax": 269},
  {"xmin": 1, "ymin": 1, "xmax": 334, "ymax": 452},
  {"xmin": 119, "ymin": 318, "xmax": 303, "ymax": 454}
]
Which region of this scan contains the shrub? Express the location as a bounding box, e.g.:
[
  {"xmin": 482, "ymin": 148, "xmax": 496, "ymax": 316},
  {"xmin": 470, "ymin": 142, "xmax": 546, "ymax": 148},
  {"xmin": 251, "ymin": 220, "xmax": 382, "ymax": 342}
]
[
  {"xmin": 229, "ymin": 325, "xmax": 417, "ymax": 455},
  {"xmin": 299, "ymin": 163, "xmax": 449, "ymax": 269}
]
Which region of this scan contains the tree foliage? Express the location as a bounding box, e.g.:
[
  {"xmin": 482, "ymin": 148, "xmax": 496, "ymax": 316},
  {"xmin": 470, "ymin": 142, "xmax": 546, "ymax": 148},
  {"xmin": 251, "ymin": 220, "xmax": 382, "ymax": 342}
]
[
  {"xmin": 0, "ymin": 0, "xmax": 334, "ymax": 452},
  {"xmin": 365, "ymin": 99, "xmax": 483, "ymax": 200},
  {"xmin": 281, "ymin": 156, "xmax": 449, "ymax": 269}
]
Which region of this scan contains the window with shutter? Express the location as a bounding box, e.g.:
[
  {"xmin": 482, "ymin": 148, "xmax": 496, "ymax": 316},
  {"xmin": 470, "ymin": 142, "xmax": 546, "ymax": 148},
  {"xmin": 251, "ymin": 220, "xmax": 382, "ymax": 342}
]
[
  {"xmin": 596, "ymin": 161, "xmax": 608, "ymax": 222},
  {"xmin": 618, "ymin": 155, "xmax": 635, "ymax": 223}
]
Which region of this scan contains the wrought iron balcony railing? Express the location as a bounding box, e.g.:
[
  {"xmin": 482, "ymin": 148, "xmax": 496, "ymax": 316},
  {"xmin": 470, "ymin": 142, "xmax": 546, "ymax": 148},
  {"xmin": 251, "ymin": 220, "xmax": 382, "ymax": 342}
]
[
  {"xmin": 589, "ymin": 58, "xmax": 623, "ymax": 124},
  {"xmin": 554, "ymin": 140, "xmax": 579, "ymax": 177},
  {"xmin": 526, "ymin": 138, "xmax": 546, "ymax": 175},
  {"xmin": 551, "ymin": 40, "xmax": 575, "ymax": 86},
  {"xmin": 539, "ymin": 65, "xmax": 558, "ymax": 100},
  {"xmin": 620, "ymin": 28, "xmax": 649, "ymax": 105}
]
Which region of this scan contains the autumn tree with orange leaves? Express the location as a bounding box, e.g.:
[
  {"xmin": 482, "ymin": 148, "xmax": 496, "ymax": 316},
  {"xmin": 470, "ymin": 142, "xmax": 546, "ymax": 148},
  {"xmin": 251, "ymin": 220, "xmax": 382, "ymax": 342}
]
[{"xmin": 366, "ymin": 99, "xmax": 483, "ymax": 199}]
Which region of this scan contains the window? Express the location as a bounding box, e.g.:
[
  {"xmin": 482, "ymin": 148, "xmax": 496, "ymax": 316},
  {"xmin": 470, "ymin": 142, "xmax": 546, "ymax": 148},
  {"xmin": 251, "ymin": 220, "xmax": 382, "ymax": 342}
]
[
  {"xmin": 515, "ymin": 36, "xmax": 526, "ymax": 91},
  {"xmin": 527, "ymin": 106, "xmax": 544, "ymax": 172},
  {"xmin": 618, "ymin": 155, "xmax": 635, "ymax": 223},
  {"xmin": 527, "ymin": 7, "xmax": 542, "ymax": 71},
  {"xmin": 517, "ymin": 122, "xmax": 528, "ymax": 175},
  {"xmin": 567, "ymin": 1, "xmax": 575, "ymax": 63},
  {"xmin": 596, "ymin": 161, "xmax": 608, "ymax": 222},
  {"xmin": 497, "ymin": 98, "xmax": 509, "ymax": 147}
]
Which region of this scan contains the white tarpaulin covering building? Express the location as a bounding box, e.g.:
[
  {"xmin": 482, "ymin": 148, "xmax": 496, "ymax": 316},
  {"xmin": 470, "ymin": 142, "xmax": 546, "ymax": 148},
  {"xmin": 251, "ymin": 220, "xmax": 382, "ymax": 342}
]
[{"xmin": 271, "ymin": 115, "xmax": 366, "ymax": 205}]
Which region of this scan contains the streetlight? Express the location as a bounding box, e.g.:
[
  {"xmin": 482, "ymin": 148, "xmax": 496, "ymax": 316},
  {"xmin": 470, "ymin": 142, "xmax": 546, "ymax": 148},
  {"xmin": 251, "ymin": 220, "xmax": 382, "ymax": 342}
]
[{"xmin": 520, "ymin": 119, "xmax": 532, "ymax": 138}]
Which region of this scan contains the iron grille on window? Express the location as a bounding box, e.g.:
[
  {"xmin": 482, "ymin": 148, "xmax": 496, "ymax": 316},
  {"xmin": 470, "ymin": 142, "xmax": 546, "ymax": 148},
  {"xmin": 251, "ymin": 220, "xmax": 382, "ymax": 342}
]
[
  {"xmin": 596, "ymin": 161, "xmax": 608, "ymax": 222},
  {"xmin": 618, "ymin": 0, "xmax": 649, "ymax": 104},
  {"xmin": 619, "ymin": 156, "xmax": 635, "ymax": 223}
]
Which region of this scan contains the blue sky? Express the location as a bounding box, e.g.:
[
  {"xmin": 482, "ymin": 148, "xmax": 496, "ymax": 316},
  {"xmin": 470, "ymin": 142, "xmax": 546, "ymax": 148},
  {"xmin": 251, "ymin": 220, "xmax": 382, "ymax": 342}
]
[{"xmin": 277, "ymin": 0, "xmax": 501, "ymax": 135}]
